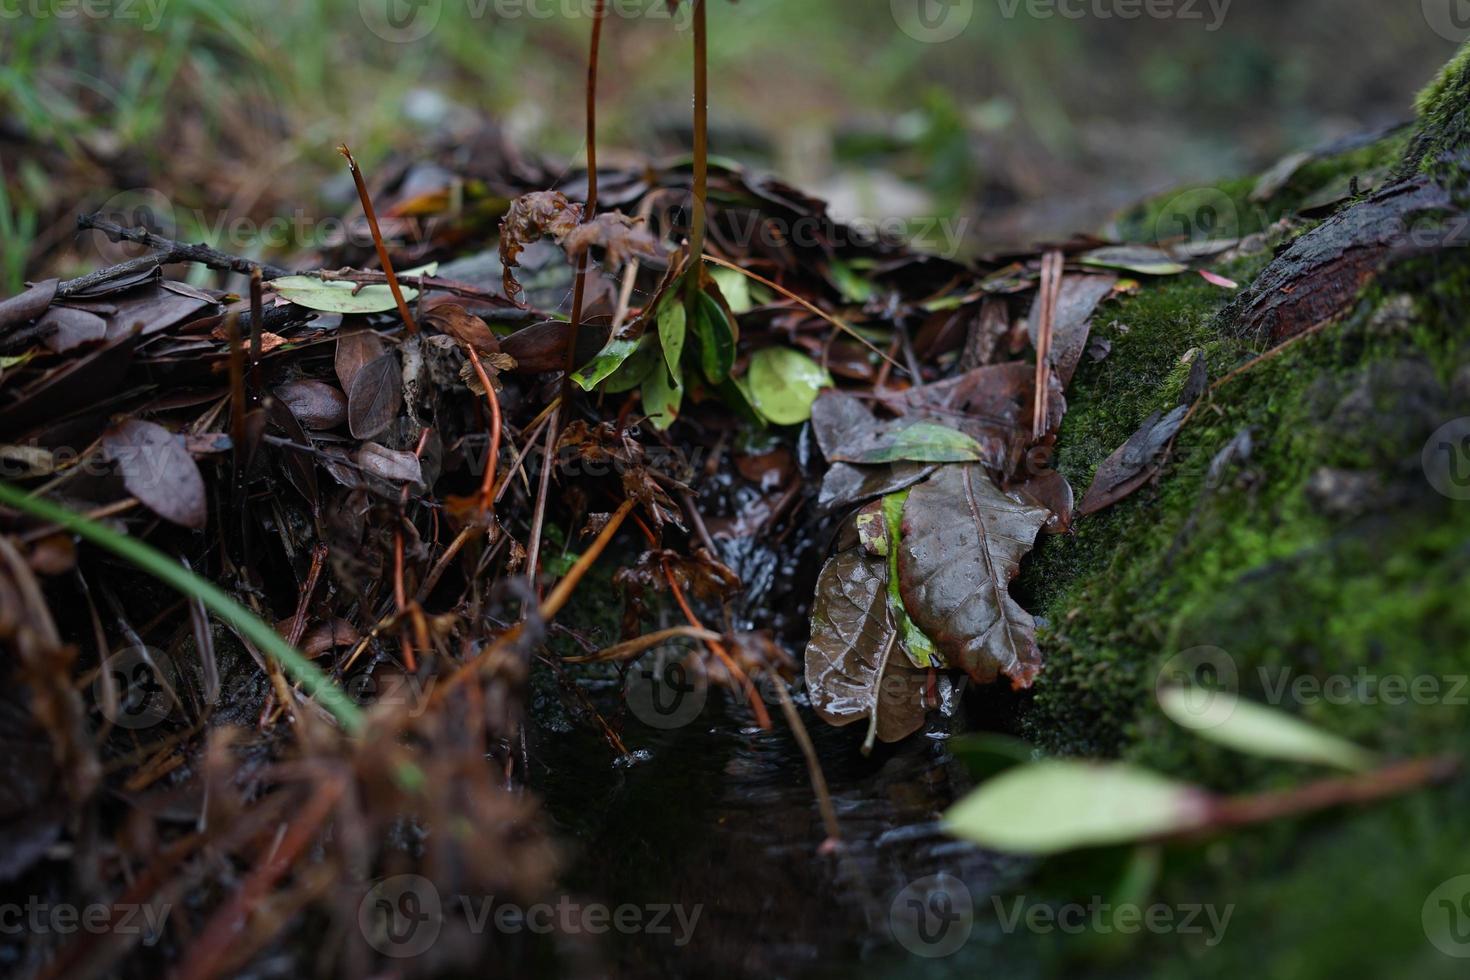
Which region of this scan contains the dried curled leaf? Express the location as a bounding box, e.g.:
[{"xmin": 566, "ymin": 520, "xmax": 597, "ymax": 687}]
[
  {"xmin": 421, "ymin": 303, "xmax": 501, "ymax": 355},
  {"xmin": 897, "ymin": 465, "xmax": 1050, "ymax": 688},
  {"xmin": 559, "ymin": 212, "xmax": 661, "ymax": 268},
  {"xmin": 500, "ymin": 192, "xmax": 584, "ymax": 302}
]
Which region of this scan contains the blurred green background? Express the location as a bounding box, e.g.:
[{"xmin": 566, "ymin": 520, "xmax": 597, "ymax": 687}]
[{"xmin": 0, "ymin": 0, "xmax": 1460, "ymax": 292}]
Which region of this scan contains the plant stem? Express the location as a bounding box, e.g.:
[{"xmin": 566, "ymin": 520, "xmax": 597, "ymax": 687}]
[
  {"xmin": 337, "ymin": 144, "xmax": 418, "ymax": 334},
  {"xmin": 687, "ymin": 0, "xmax": 709, "ymax": 302},
  {"xmin": 562, "ymin": 0, "xmax": 607, "ymax": 405},
  {"xmin": 0, "ymin": 480, "xmax": 368, "ymax": 735}
]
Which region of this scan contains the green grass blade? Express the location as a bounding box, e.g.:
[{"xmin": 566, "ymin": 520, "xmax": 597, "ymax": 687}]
[{"xmin": 0, "ymin": 481, "xmax": 366, "ymax": 735}]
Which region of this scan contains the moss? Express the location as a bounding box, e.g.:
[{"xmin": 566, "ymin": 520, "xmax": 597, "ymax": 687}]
[
  {"xmin": 1002, "ymin": 206, "xmax": 1470, "ymax": 976},
  {"xmin": 1107, "ymin": 129, "xmax": 1410, "ymax": 248},
  {"xmin": 1403, "ymin": 42, "xmax": 1470, "ymax": 195}
]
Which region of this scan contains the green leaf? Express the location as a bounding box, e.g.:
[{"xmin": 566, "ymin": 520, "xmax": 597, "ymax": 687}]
[
  {"xmin": 693, "ymin": 290, "xmax": 737, "ymax": 383},
  {"xmin": 657, "ymin": 296, "xmax": 687, "ymax": 380},
  {"xmin": 269, "ymin": 263, "xmax": 438, "ymax": 314},
  {"xmin": 1159, "ymin": 687, "xmax": 1378, "ymax": 772},
  {"xmin": 850, "ymin": 422, "xmax": 985, "ymax": 464},
  {"xmin": 945, "ymin": 760, "xmax": 1211, "ymax": 854},
  {"xmin": 643, "ymin": 356, "xmax": 683, "ymax": 431},
  {"xmin": 828, "ymin": 258, "xmax": 875, "ymax": 303},
  {"xmin": 882, "ymin": 491, "xmax": 942, "ymax": 668},
  {"xmin": 710, "ymin": 266, "xmax": 755, "ymax": 314},
  {"xmin": 1079, "ymin": 246, "xmax": 1187, "ymax": 277},
  {"xmin": 601, "ymin": 334, "xmax": 662, "ymax": 394},
  {"xmin": 717, "ymin": 375, "xmax": 765, "ymax": 426},
  {"xmin": 572, "ymin": 335, "xmax": 641, "ymax": 391},
  {"xmin": 745, "ymin": 347, "xmax": 832, "ymax": 426}
]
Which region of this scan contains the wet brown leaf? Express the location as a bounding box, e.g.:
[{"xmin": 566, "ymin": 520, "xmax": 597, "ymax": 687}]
[
  {"xmin": 335, "ymin": 327, "xmax": 387, "ymax": 392},
  {"xmin": 275, "ymin": 380, "xmax": 348, "ymax": 431},
  {"xmin": 422, "ymin": 303, "xmax": 501, "ymax": 355},
  {"xmin": 356, "ymin": 442, "xmax": 423, "ymax": 485},
  {"xmin": 347, "ymin": 352, "xmax": 402, "ymax": 440},
  {"xmin": 897, "ymin": 465, "xmax": 1049, "ymax": 687},
  {"xmin": 1026, "ymin": 274, "xmax": 1117, "ymax": 387},
  {"xmin": 37, "ymin": 306, "xmax": 107, "ymax": 353},
  {"xmin": 1076, "ymin": 404, "xmax": 1190, "ymax": 516},
  {"xmin": 101, "ymin": 418, "xmax": 208, "ymax": 528},
  {"xmin": 0, "ymin": 278, "xmax": 58, "ymax": 332},
  {"xmin": 804, "ymin": 547, "xmax": 929, "ymax": 746}
]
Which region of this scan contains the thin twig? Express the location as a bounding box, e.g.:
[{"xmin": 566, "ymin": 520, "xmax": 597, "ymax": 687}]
[
  {"xmin": 1033, "ymin": 249, "xmax": 1063, "ymax": 439},
  {"xmin": 772, "ymin": 679, "xmax": 843, "ymax": 849},
  {"xmin": 465, "ymin": 347, "xmax": 503, "ymax": 510},
  {"xmin": 523, "ymin": 403, "xmax": 559, "ymax": 598},
  {"xmin": 73, "ymin": 213, "xmax": 291, "ymax": 283},
  {"xmin": 562, "ymin": 0, "xmax": 607, "ymax": 406},
  {"xmin": 564, "ymin": 625, "xmax": 724, "ymax": 664},
  {"xmin": 702, "ymin": 253, "xmax": 902, "ymax": 371},
  {"xmin": 338, "ymin": 144, "xmax": 418, "ymax": 334}
]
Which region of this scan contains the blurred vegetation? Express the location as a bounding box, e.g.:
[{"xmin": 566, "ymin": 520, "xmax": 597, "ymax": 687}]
[{"xmin": 0, "ymin": 0, "xmax": 1459, "ymax": 286}]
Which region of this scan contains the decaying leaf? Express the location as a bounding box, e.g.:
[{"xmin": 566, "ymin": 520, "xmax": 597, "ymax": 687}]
[
  {"xmin": 1025, "ymin": 273, "xmax": 1117, "ymax": 386},
  {"xmin": 335, "ymin": 328, "xmax": 387, "ymax": 392},
  {"xmin": 803, "ymin": 547, "xmax": 929, "ymax": 748},
  {"xmin": 347, "ymin": 352, "xmax": 403, "ymax": 440},
  {"xmin": 270, "ymin": 265, "xmax": 433, "ymax": 314},
  {"xmin": 356, "ymin": 442, "xmax": 423, "ymax": 485},
  {"xmin": 873, "ymin": 362, "xmax": 1065, "ymax": 474},
  {"xmin": 422, "ymin": 303, "xmax": 501, "ymax": 354},
  {"xmin": 101, "ymin": 419, "xmax": 208, "ymax": 529},
  {"xmin": 1080, "ymin": 245, "xmax": 1188, "ymax": 277},
  {"xmin": 37, "ymin": 306, "xmax": 107, "ymax": 353},
  {"xmin": 558, "ymin": 212, "xmax": 661, "ymax": 268},
  {"xmin": 274, "ymin": 380, "xmax": 348, "ymax": 430},
  {"xmin": 499, "ymin": 192, "xmax": 583, "ymax": 302},
  {"xmin": 839, "ymin": 422, "xmax": 984, "ymax": 465},
  {"xmin": 897, "ymin": 465, "xmax": 1050, "ymax": 687},
  {"xmin": 1076, "ymin": 404, "xmax": 1189, "ymax": 516}
]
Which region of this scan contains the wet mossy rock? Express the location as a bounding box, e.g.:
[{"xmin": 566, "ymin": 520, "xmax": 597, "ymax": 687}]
[{"xmin": 1000, "ymin": 45, "xmax": 1470, "ymax": 980}]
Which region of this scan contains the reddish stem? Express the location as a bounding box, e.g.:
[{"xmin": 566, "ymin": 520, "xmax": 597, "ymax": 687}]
[{"xmin": 338, "ymin": 144, "xmax": 418, "ymax": 334}]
